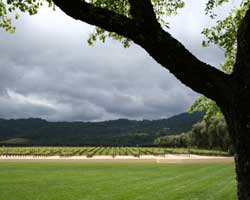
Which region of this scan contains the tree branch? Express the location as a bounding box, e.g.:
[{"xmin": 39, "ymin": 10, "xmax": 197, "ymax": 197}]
[
  {"xmin": 52, "ymin": 0, "xmax": 231, "ymax": 103},
  {"xmin": 138, "ymin": 28, "xmax": 231, "ymax": 104},
  {"xmin": 128, "ymin": 0, "xmax": 159, "ymax": 26},
  {"xmin": 52, "ymin": 0, "xmax": 139, "ymax": 40}
]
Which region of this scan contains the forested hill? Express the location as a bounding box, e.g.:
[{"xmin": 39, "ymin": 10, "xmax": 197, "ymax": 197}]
[{"xmin": 0, "ymin": 112, "xmax": 203, "ymax": 146}]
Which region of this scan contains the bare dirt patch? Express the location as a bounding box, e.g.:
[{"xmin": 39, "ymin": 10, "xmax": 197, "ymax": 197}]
[{"xmin": 0, "ymin": 154, "xmax": 234, "ymax": 163}]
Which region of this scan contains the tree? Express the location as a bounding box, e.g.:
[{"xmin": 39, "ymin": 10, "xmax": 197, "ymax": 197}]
[
  {"xmin": 189, "ymin": 116, "xmax": 231, "ymax": 151},
  {"xmin": 1, "ymin": 0, "xmax": 250, "ymax": 199},
  {"xmin": 155, "ymin": 116, "xmax": 231, "ymax": 151},
  {"xmin": 189, "ymin": 0, "xmax": 249, "ymax": 121}
]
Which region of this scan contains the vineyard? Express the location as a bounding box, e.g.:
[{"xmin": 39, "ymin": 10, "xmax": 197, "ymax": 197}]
[{"xmin": 0, "ymin": 147, "xmax": 230, "ymax": 157}]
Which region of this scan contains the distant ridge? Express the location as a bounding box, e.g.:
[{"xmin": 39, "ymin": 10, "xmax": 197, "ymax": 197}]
[{"xmin": 0, "ymin": 112, "xmax": 204, "ymax": 146}]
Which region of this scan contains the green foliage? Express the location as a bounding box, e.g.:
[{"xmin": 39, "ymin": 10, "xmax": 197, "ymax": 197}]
[
  {"xmin": 88, "ymin": 0, "xmax": 185, "ymax": 47},
  {"xmin": 155, "ymin": 116, "xmax": 232, "ymax": 152},
  {"xmin": 188, "ymin": 96, "xmax": 221, "ymax": 120},
  {"xmin": 0, "ymin": 0, "xmax": 54, "ymax": 33},
  {"xmin": 154, "ymin": 133, "xmax": 191, "ymax": 148},
  {"xmin": 205, "ymin": 0, "xmax": 230, "ymax": 18},
  {"xmin": 203, "ymin": 0, "xmax": 250, "ymax": 73},
  {"xmin": 190, "ymin": 0, "xmax": 250, "ymax": 119},
  {"xmin": 0, "ymin": 0, "xmax": 185, "ymax": 45}
]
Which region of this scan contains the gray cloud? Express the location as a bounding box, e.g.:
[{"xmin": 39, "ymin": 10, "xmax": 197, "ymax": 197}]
[{"xmin": 0, "ymin": 1, "xmax": 234, "ymax": 121}]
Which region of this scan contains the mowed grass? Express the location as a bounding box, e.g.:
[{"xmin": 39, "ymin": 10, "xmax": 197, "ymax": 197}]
[{"xmin": 0, "ymin": 162, "xmax": 236, "ymax": 200}]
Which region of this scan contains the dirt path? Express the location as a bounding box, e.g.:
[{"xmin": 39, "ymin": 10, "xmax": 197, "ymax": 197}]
[{"xmin": 0, "ymin": 154, "xmax": 234, "ymax": 163}]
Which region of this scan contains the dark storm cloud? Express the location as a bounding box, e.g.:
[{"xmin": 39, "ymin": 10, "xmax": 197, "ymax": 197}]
[{"xmin": 0, "ymin": 1, "xmax": 231, "ymax": 121}]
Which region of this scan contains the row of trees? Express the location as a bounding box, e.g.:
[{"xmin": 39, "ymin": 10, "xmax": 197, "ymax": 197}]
[{"xmin": 154, "ymin": 116, "xmax": 232, "ymax": 153}]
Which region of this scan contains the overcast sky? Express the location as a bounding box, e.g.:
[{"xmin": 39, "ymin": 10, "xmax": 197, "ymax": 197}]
[{"xmin": 0, "ymin": 1, "xmax": 237, "ymax": 121}]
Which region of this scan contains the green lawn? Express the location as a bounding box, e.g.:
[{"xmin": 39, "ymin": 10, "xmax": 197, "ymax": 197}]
[{"xmin": 0, "ymin": 162, "xmax": 236, "ymax": 200}]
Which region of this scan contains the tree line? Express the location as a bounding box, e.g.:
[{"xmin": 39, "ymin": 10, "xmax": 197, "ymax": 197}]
[{"xmin": 154, "ymin": 116, "xmax": 233, "ymax": 153}]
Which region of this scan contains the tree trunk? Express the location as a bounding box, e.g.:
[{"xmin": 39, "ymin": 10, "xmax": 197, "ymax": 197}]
[
  {"xmin": 234, "ymin": 128, "xmax": 250, "ymax": 200},
  {"xmin": 235, "ymin": 141, "xmax": 250, "ymax": 200},
  {"xmin": 227, "ymin": 6, "xmax": 250, "ymax": 199},
  {"xmin": 222, "ymin": 95, "xmax": 250, "ymax": 200}
]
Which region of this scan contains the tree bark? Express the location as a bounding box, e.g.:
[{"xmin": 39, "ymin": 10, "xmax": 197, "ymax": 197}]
[
  {"xmin": 235, "ymin": 127, "xmax": 250, "ymax": 200},
  {"xmin": 227, "ymin": 7, "xmax": 250, "ymax": 200},
  {"xmin": 222, "ymin": 93, "xmax": 250, "ymax": 200}
]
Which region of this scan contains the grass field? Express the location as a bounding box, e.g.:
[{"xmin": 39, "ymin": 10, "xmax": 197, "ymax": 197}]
[{"xmin": 0, "ymin": 162, "xmax": 236, "ymax": 200}]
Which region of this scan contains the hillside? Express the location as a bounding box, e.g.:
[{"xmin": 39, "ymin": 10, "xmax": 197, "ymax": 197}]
[{"xmin": 0, "ymin": 112, "xmax": 203, "ymax": 146}]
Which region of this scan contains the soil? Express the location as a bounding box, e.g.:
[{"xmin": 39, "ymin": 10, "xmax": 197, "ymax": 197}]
[{"xmin": 0, "ymin": 154, "xmax": 234, "ymax": 163}]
